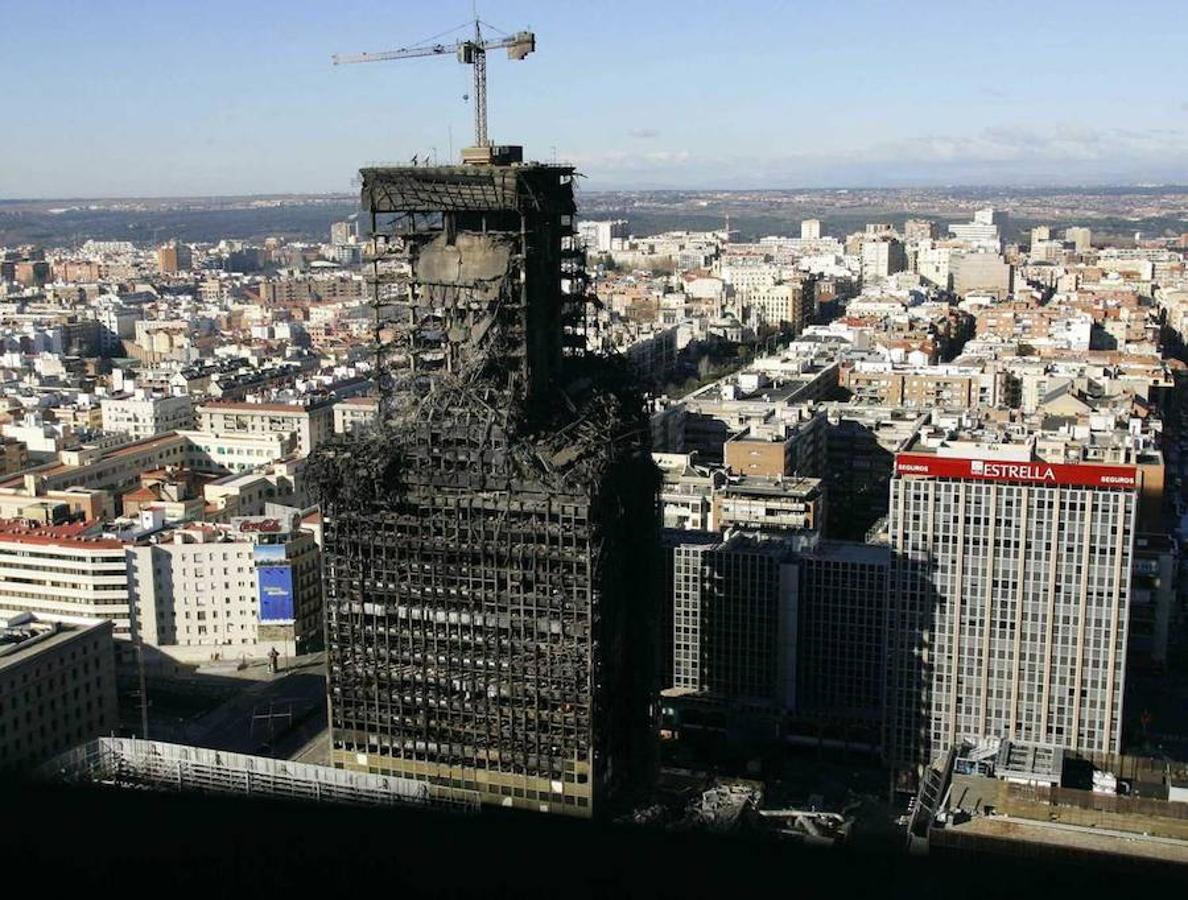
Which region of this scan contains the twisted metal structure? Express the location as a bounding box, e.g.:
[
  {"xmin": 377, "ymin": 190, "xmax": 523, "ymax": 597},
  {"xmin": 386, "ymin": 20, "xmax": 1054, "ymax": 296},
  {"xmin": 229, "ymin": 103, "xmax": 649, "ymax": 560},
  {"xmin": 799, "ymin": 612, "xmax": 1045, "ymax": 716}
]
[{"xmin": 309, "ymin": 160, "xmax": 659, "ymax": 819}]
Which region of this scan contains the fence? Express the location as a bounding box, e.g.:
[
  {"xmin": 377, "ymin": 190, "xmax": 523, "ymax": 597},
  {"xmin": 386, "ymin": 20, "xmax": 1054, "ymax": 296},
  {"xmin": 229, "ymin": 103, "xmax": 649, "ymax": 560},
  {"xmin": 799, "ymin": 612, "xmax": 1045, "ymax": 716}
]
[{"xmin": 39, "ymin": 737, "xmax": 480, "ymax": 814}]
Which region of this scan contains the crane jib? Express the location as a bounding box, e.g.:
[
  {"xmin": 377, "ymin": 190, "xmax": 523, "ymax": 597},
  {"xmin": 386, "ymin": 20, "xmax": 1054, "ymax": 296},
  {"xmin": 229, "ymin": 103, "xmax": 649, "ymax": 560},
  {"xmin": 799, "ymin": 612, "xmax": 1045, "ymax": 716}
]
[{"xmin": 331, "ymin": 21, "xmax": 536, "ymax": 150}]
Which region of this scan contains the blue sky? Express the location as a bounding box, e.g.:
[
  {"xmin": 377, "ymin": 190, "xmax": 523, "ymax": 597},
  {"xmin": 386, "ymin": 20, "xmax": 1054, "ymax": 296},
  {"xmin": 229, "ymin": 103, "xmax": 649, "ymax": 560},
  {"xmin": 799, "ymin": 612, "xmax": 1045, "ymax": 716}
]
[{"xmin": 2, "ymin": 0, "xmax": 1186, "ymax": 197}]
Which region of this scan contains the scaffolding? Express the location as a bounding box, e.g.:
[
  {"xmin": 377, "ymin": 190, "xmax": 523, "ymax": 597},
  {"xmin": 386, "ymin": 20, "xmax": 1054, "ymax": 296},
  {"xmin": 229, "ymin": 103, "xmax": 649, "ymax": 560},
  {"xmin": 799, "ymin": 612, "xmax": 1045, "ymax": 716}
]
[{"xmin": 38, "ymin": 736, "xmax": 480, "ymax": 813}]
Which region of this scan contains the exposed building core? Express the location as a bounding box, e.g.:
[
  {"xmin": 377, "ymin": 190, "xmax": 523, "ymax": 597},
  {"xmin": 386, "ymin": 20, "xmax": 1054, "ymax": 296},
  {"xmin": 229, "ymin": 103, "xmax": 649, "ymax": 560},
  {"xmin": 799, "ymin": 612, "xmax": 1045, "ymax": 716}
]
[{"xmin": 310, "ymin": 156, "xmax": 661, "ymax": 818}]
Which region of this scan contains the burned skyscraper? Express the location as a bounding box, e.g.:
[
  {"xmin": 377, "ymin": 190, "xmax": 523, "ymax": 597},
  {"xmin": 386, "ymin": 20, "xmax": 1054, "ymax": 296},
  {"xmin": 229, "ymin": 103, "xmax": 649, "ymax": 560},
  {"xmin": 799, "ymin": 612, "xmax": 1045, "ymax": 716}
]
[{"xmin": 310, "ymin": 153, "xmax": 660, "ymax": 818}]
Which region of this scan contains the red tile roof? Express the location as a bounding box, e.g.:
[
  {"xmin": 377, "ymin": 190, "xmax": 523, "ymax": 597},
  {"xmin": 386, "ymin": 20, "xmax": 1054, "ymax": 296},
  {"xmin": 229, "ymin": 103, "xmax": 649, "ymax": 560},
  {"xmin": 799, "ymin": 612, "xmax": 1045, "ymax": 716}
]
[{"xmin": 0, "ymin": 519, "xmax": 125, "ymax": 549}]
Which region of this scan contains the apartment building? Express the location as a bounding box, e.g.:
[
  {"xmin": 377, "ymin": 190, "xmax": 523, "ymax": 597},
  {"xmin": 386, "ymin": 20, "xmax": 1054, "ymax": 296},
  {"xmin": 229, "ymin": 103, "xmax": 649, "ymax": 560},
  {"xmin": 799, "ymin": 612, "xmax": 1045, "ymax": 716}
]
[
  {"xmin": 156, "ymin": 240, "xmax": 192, "ymax": 274},
  {"xmin": 179, "ymin": 430, "xmax": 293, "ymax": 474},
  {"xmin": 332, "ymin": 396, "xmax": 379, "ymax": 435},
  {"xmin": 577, "ymin": 219, "xmax": 628, "ymax": 253},
  {"xmin": 975, "ymin": 303, "xmax": 1093, "ymax": 349},
  {"xmin": 126, "ymin": 515, "xmax": 321, "ymax": 662},
  {"xmin": 746, "ymin": 279, "xmax": 815, "ymax": 333},
  {"xmin": 820, "ymin": 405, "xmax": 927, "ymax": 541},
  {"xmin": 724, "ymin": 425, "xmax": 796, "ymax": 476},
  {"xmin": 1065, "ymin": 227, "xmax": 1092, "ymax": 254},
  {"xmin": 861, "ymin": 238, "xmax": 907, "ymax": 282},
  {"xmin": 840, "ymin": 362, "xmax": 1009, "ymax": 409},
  {"xmin": 196, "ymin": 400, "xmax": 334, "ymax": 457},
  {"xmin": 0, "ymin": 437, "xmax": 29, "ymax": 478},
  {"xmin": 0, "ymin": 431, "xmax": 290, "ymax": 501},
  {"xmin": 256, "ymin": 276, "xmax": 364, "ymax": 306},
  {"xmin": 714, "ymin": 475, "xmax": 825, "ymax": 536},
  {"xmin": 101, "ymin": 391, "xmax": 194, "ymax": 440},
  {"xmin": 952, "ymin": 253, "xmax": 1012, "ymax": 299},
  {"xmin": 655, "ymin": 453, "xmax": 720, "ymax": 531}
]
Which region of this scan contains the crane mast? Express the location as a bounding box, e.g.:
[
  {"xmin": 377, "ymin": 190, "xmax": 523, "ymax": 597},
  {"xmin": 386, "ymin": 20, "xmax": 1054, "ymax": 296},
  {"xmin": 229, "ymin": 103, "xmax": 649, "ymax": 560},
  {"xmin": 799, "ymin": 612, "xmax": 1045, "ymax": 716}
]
[
  {"xmin": 461, "ymin": 20, "xmax": 488, "ymax": 148},
  {"xmin": 332, "ymin": 18, "xmax": 535, "ymax": 153}
]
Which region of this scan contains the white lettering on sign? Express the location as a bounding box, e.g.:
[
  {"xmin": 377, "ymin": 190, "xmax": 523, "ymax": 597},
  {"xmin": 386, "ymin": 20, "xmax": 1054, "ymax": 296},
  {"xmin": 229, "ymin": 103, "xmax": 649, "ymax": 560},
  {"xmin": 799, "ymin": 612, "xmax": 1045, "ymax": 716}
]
[
  {"xmin": 895, "ymin": 453, "xmax": 1137, "ymax": 489},
  {"xmin": 973, "ymin": 461, "xmax": 1056, "ymax": 482}
]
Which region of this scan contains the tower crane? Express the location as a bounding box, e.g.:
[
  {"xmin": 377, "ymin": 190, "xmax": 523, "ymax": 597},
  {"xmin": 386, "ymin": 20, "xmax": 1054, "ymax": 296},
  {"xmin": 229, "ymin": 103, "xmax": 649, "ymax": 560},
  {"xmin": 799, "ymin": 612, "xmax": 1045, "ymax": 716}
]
[{"xmin": 333, "ymin": 19, "xmax": 535, "ymax": 151}]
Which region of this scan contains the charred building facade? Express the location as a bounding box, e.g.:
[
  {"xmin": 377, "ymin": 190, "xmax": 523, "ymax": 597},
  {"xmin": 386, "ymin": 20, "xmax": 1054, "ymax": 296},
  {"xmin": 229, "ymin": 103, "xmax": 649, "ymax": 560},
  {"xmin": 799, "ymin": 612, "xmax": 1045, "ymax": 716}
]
[{"xmin": 310, "ymin": 158, "xmax": 660, "ymax": 818}]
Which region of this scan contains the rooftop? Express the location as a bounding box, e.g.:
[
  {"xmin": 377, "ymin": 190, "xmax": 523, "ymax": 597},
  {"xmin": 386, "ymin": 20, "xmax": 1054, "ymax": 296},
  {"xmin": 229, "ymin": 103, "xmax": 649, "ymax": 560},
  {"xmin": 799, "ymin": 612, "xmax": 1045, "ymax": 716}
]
[
  {"xmin": 0, "ymin": 614, "xmax": 107, "ymax": 670},
  {"xmin": 0, "ymin": 518, "xmax": 124, "ymax": 549},
  {"xmin": 941, "ymin": 814, "xmax": 1188, "ymax": 865},
  {"xmin": 719, "ymin": 475, "xmax": 822, "ymax": 499},
  {"xmin": 198, "ymin": 401, "xmax": 325, "ymax": 414}
]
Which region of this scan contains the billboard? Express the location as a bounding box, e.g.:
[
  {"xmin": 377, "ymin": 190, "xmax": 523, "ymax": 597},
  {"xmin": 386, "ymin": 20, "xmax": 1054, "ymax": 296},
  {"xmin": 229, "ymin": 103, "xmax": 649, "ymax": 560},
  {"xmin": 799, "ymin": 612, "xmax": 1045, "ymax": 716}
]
[
  {"xmin": 258, "ymin": 565, "xmax": 295, "ymax": 622},
  {"xmin": 894, "ymin": 453, "xmax": 1138, "ymax": 489},
  {"xmin": 253, "ymin": 543, "xmax": 288, "ymax": 563},
  {"xmin": 232, "ymin": 516, "xmax": 291, "ymax": 535}
]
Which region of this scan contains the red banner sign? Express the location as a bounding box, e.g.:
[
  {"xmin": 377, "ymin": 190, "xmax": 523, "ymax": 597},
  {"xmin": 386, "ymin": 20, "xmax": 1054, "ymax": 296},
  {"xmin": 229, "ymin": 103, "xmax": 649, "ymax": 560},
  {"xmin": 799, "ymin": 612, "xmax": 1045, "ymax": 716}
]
[{"xmin": 895, "ymin": 453, "xmax": 1138, "ymax": 489}]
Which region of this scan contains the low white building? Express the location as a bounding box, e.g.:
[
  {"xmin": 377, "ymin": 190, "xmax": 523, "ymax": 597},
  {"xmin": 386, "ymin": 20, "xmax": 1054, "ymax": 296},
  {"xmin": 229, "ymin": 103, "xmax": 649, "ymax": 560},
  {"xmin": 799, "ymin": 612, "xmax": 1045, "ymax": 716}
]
[
  {"xmin": 196, "ymin": 400, "xmax": 334, "ymax": 458},
  {"xmin": 333, "ymin": 396, "xmax": 379, "ymax": 435},
  {"xmin": 101, "ymin": 391, "xmax": 194, "ymax": 440}
]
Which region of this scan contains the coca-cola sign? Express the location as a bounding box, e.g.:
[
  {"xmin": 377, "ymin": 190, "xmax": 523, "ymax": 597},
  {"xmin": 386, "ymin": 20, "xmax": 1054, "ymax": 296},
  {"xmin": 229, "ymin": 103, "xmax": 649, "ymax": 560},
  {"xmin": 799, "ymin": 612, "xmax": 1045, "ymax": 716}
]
[{"xmin": 236, "ymin": 517, "xmax": 284, "ymax": 533}]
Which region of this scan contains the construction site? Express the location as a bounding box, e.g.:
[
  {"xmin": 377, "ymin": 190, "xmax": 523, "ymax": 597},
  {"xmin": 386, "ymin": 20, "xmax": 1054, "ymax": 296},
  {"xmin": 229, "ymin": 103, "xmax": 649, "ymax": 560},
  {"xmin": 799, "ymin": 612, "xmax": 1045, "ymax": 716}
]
[{"xmin": 306, "ymin": 151, "xmax": 661, "ymax": 816}]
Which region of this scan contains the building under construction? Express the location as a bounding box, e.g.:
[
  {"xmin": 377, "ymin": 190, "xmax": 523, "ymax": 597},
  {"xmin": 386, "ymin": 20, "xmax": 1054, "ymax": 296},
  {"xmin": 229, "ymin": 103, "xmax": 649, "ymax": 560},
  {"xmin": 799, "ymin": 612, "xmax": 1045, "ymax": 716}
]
[{"xmin": 309, "ymin": 151, "xmax": 661, "ymax": 818}]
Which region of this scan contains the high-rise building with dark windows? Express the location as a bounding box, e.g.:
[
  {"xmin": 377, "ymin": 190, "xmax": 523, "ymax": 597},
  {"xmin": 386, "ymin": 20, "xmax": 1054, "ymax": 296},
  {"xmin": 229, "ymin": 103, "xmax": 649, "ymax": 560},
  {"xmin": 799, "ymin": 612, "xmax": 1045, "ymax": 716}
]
[{"xmin": 310, "ymin": 153, "xmax": 660, "ymax": 818}]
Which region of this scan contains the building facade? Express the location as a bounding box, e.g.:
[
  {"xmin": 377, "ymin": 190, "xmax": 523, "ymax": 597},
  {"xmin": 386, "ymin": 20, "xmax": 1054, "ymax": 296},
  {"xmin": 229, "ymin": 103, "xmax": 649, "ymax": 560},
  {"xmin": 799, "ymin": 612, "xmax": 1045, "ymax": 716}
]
[
  {"xmin": 0, "ymin": 522, "xmax": 131, "ymax": 635},
  {"xmin": 793, "ymin": 542, "xmax": 888, "ymax": 738},
  {"xmin": 0, "ymin": 614, "xmax": 118, "ymax": 772},
  {"xmin": 666, "ymin": 531, "xmax": 798, "ymax": 709},
  {"xmin": 101, "ymin": 392, "xmax": 195, "ymax": 441},
  {"xmin": 196, "ymin": 400, "xmax": 333, "ymax": 457},
  {"xmin": 714, "ymin": 476, "xmax": 825, "ymax": 536},
  {"xmin": 127, "ymin": 515, "xmax": 322, "ymax": 662},
  {"xmin": 886, "ymin": 451, "xmax": 1138, "ymax": 788}
]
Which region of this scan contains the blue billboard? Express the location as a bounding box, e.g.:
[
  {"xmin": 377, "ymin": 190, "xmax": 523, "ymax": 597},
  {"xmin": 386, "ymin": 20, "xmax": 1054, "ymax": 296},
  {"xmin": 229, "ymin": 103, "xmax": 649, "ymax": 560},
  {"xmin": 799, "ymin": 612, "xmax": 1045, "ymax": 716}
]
[{"xmin": 258, "ymin": 565, "xmax": 295, "ymax": 622}]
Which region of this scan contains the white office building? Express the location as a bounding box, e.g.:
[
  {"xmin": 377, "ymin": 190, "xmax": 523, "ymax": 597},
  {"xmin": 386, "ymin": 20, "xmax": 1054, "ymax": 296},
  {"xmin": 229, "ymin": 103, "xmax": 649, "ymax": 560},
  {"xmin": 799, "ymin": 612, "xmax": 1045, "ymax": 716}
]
[
  {"xmin": 886, "ymin": 448, "xmax": 1139, "ymax": 789},
  {"xmin": 0, "ymin": 522, "xmax": 132, "ymax": 635}
]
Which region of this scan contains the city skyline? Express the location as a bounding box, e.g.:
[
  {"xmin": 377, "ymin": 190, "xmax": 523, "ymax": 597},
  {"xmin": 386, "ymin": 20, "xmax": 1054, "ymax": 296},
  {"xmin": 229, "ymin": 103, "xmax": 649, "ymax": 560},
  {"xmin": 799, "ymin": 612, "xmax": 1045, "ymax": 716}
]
[
  {"xmin": 2, "ymin": 0, "xmax": 1187, "ymax": 197},
  {"xmin": 6, "ymin": 0, "xmax": 1188, "ymax": 883}
]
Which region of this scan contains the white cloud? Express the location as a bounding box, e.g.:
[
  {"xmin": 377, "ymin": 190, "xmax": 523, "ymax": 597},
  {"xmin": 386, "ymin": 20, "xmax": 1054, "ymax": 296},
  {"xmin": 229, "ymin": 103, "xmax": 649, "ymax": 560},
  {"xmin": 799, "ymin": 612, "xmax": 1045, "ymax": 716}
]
[
  {"xmin": 861, "ymin": 123, "xmax": 1188, "ymax": 165},
  {"xmin": 571, "ymin": 148, "xmax": 691, "ymax": 170},
  {"xmin": 575, "ymin": 122, "xmax": 1188, "ymax": 188}
]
